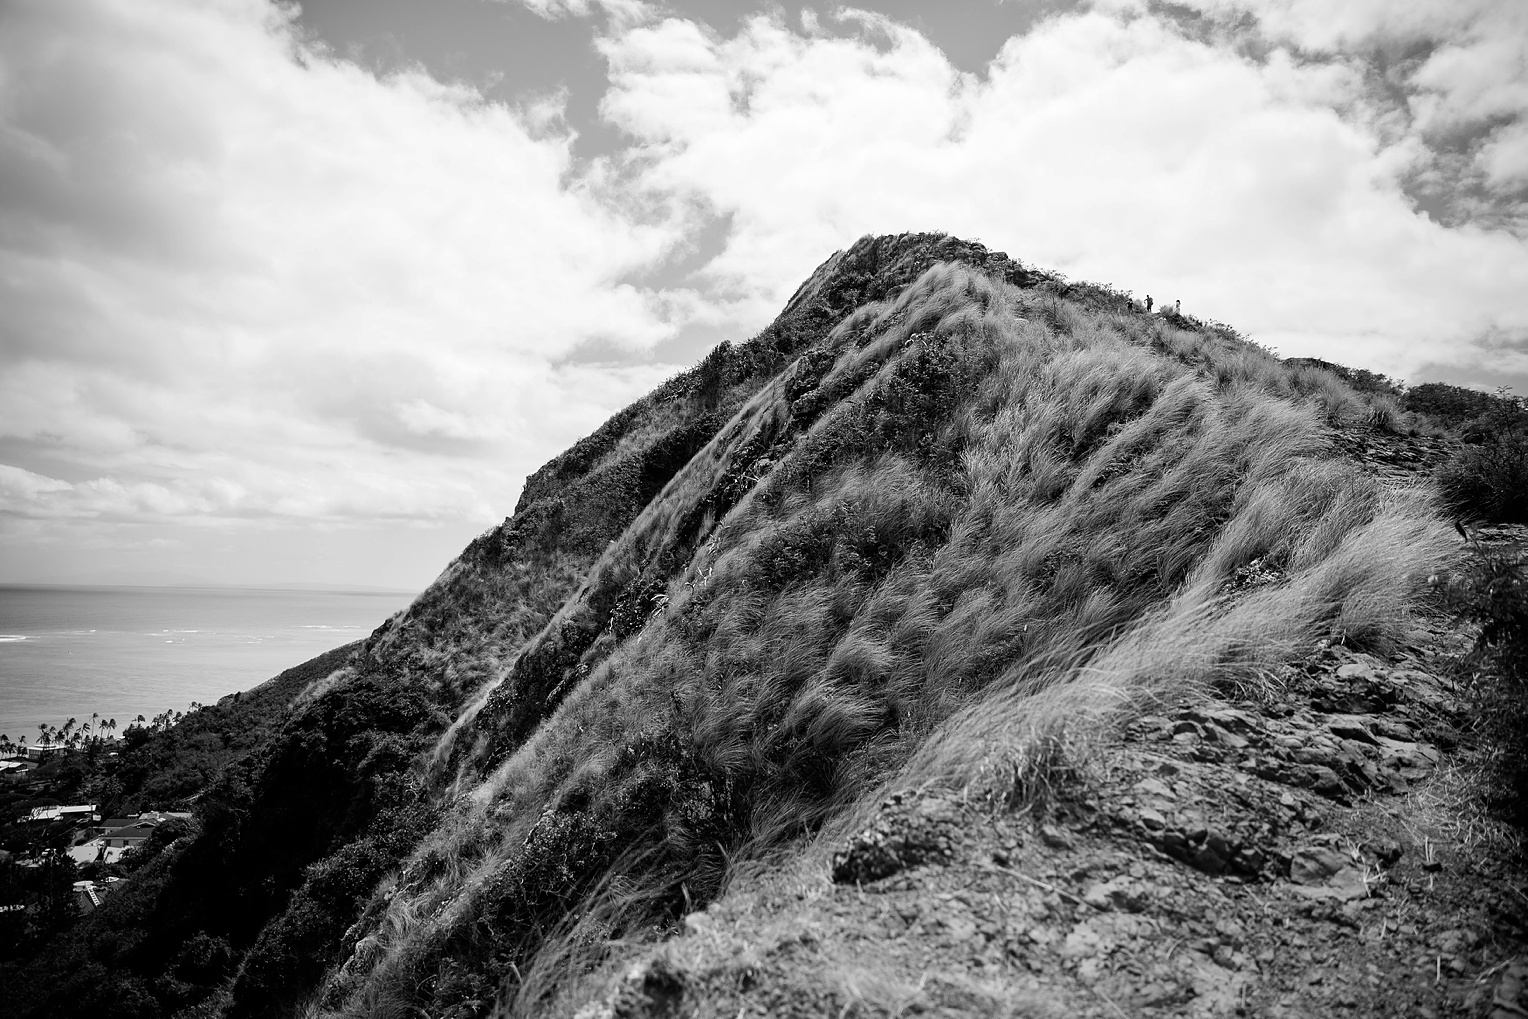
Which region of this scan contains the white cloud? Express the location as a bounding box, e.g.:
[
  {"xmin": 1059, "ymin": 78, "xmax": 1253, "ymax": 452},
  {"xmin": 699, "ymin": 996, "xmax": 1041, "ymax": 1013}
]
[
  {"xmin": 4, "ymin": 0, "xmax": 1528, "ymax": 587},
  {"xmin": 1164, "ymin": 0, "xmax": 1528, "ymax": 191},
  {"xmin": 513, "ymin": 0, "xmax": 651, "ymax": 26},
  {"xmin": 0, "ymin": 0, "xmax": 687, "ymax": 564},
  {"xmin": 596, "ymin": 5, "xmax": 1528, "ymax": 379}
]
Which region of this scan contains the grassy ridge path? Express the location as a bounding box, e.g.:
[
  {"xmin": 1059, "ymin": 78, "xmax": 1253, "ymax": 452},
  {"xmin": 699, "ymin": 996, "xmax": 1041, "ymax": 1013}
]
[{"xmin": 563, "ymin": 428, "xmax": 1528, "ymax": 1019}]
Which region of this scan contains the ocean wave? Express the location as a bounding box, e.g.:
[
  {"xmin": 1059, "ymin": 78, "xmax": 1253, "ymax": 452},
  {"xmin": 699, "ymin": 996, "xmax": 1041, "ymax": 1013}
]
[{"xmin": 0, "ymin": 634, "xmax": 28, "ymax": 643}]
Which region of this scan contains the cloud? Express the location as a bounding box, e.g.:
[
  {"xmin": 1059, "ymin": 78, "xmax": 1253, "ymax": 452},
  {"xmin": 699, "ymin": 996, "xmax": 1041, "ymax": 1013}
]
[
  {"xmin": 1161, "ymin": 0, "xmax": 1528, "ymax": 192},
  {"xmin": 512, "ymin": 0, "xmax": 651, "ymax": 26},
  {"xmin": 595, "ymin": 5, "xmax": 1528, "ymax": 380},
  {"xmin": 0, "ymin": 0, "xmax": 686, "ymax": 555},
  {"xmin": 4, "ymin": 0, "xmax": 1528, "ymax": 587}
]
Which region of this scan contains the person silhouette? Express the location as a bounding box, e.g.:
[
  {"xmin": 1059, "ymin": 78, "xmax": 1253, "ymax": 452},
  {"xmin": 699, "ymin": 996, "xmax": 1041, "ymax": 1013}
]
[{"xmin": 1145, "ymin": 296, "xmax": 1153, "ymax": 312}]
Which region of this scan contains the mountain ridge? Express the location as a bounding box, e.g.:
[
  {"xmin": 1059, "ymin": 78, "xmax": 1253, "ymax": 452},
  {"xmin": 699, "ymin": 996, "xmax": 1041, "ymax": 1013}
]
[{"xmin": 3, "ymin": 232, "xmax": 1523, "ymax": 1019}]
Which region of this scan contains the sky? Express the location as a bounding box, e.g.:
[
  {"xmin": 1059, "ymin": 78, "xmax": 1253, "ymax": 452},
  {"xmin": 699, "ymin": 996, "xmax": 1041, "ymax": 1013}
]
[{"xmin": 1, "ymin": 0, "xmax": 1526, "ymax": 591}]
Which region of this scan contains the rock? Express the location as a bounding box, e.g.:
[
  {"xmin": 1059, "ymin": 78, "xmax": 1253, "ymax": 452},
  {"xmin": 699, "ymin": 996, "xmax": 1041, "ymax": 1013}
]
[
  {"xmin": 1362, "ymin": 840, "xmax": 1404, "ymax": 867},
  {"xmin": 1138, "ymin": 806, "xmax": 1167, "ymax": 831},
  {"xmin": 1371, "ymin": 719, "xmax": 1415, "ymax": 741},
  {"xmin": 1435, "ymin": 929, "xmax": 1474, "ymax": 955},
  {"xmin": 1193, "ymin": 834, "xmax": 1232, "ymax": 875},
  {"xmin": 1059, "ymin": 923, "xmax": 1103, "ymax": 959},
  {"xmin": 1327, "ymin": 715, "xmax": 1381, "ymax": 746},
  {"xmin": 943, "ymin": 914, "xmax": 978, "ymax": 943},
  {"xmin": 1039, "ymin": 824, "xmax": 1072, "ymax": 850},
  {"xmin": 1489, "ymin": 958, "xmax": 1527, "ymax": 1019},
  {"xmin": 1305, "ymin": 765, "xmax": 1350, "ymax": 801},
  {"xmin": 1082, "ymin": 877, "xmax": 1148, "ymax": 913},
  {"xmin": 1291, "ymin": 847, "xmax": 1350, "ymax": 885},
  {"xmin": 831, "ymin": 795, "xmax": 962, "ymax": 884},
  {"xmin": 1134, "ymin": 777, "xmax": 1175, "ymax": 799},
  {"xmin": 1205, "ymin": 723, "xmax": 1250, "ymax": 749},
  {"xmin": 1289, "ymin": 846, "xmax": 1370, "ymax": 902}
]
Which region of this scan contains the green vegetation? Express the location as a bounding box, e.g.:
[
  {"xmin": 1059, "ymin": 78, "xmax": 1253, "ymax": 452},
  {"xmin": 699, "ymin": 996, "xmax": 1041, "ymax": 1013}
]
[{"xmin": 2, "ymin": 233, "xmax": 1507, "ymax": 1019}]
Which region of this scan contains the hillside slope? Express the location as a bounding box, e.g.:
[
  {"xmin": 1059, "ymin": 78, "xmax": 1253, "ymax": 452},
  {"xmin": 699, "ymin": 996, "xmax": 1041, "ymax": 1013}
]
[
  {"xmin": 307, "ymin": 239, "xmax": 1457, "ymax": 1018},
  {"xmin": 8, "ymin": 233, "xmax": 1520, "ymax": 1019}
]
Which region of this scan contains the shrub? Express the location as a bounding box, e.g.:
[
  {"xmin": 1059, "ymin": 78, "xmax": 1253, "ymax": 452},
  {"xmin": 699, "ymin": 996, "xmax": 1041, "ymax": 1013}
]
[
  {"xmin": 1447, "ymin": 551, "xmax": 1528, "ymax": 842},
  {"xmin": 1450, "ymin": 553, "xmax": 1528, "ymax": 671},
  {"xmin": 1403, "ymin": 381, "xmax": 1503, "ymax": 425},
  {"xmin": 1437, "ymin": 401, "xmax": 1528, "ymax": 523},
  {"xmin": 1366, "ymin": 393, "xmax": 1403, "ymax": 433}
]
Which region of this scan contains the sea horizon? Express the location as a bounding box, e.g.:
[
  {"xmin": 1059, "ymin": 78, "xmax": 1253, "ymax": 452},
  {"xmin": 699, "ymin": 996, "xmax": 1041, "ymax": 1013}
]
[{"xmin": 0, "ymin": 583, "xmax": 416, "ymax": 745}]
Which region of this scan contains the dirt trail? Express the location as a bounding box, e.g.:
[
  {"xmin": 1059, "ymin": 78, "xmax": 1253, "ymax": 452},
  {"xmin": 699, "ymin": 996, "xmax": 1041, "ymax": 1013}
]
[{"xmin": 570, "ymin": 432, "xmax": 1527, "ymax": 1019}]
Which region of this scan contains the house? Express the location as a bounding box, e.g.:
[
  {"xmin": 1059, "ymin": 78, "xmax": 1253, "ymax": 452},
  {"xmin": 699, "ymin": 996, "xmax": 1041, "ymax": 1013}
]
[
  {"xmin": 139, "ymin": 810, "xmax": 191, "ymax": 824},
  {"xmin": 23, "ymin": 744, "xmax": 67, "ymax": 762},
  {"xmin": 0, "ymin": 760, "xmax": 32, "ymax": 781},
  {"xmin": 72, "ymin": 879, "xmax": 114, "ymax": 913},
  {"xmin": 100, "ymin": 825, "xmax": 154, "ymax": 849},
  {"xmin": 67, "ymin": 840, "xmax": 131, "ymax": 866},
  {"xmin": 24, "ymin": 803, "xmax": 98, "ymax": 823}
]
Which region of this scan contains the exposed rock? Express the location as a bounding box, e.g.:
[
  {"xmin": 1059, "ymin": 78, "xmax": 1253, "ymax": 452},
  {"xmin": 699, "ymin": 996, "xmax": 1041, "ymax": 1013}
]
[{"xmin": 831, "ymin": 794, "xmax": 964, "ymax": 884}]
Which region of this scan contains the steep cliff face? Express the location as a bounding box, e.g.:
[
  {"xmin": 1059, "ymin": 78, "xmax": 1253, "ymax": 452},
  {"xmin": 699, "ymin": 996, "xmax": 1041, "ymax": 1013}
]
[{"xmin": 3, "ymin": 234, "xmax": 1469, "ymax": 1019}]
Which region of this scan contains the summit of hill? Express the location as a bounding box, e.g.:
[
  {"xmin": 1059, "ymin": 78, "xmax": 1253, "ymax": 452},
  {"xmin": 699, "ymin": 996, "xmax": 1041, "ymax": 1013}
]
[{"xmin": 2, "ymin": 233, "xmax": 1525, "ymax": 1019}]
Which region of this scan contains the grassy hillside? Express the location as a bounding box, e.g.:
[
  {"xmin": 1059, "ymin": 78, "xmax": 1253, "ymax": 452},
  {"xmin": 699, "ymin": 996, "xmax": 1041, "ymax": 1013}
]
[
  {"xmin": 0, "ymin": 234, "xmax": 1473, "ymax": 1019},
  {"xmin": 314, "ymin": 254, "xmax": 1447, "ymax": 1018}
]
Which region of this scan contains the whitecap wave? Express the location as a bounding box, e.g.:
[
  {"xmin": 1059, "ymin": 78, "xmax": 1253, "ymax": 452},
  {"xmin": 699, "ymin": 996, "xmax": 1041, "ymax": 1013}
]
[{"xmin": 0, "ymin": 634, "xmax": 28, "ymax": 643}]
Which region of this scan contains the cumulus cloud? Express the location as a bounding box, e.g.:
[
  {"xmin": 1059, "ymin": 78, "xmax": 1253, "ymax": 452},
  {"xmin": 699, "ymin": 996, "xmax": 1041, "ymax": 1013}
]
[
  {"xmin": 596, "ymin": 4, "xmax": 1528, "ymax": 378},
  {"xmin": 0, "ymin": 0, "xmax": 686, "ymax": 580},
  {"xmin": 1165, "ymin": 0, "xmax": 1528, "ymax": 192},
  {"xmin": 4, "ymin": 0, "xmax": 1527, "ymax": 586}
]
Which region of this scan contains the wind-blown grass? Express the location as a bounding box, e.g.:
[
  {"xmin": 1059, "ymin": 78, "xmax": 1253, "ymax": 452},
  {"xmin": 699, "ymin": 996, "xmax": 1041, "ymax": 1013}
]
[{"xmin": 311, "ymin": 260, "xmax": 1451, "ymax": 1019}]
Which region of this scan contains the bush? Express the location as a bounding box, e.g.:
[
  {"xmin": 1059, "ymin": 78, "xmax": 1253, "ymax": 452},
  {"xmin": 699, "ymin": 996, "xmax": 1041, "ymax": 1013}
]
[
  {"xmin": 1366, "ymin": 393, "xmax": 1403, "ymax": 433},
  {"xmin": 1403, "ymin": 381, "xmax": 1503, "ymax": 425},
  {"xmin": 1454, "ymin": 554, "xmax": 1528, "ymax": 668},
  {"xmin": 1437, "ymin": 401, "xmax": 1528, "ymax": 523},
  {"xmin": 1449, "ymin": 552, "xmax": 1528, "ymax": 842}
]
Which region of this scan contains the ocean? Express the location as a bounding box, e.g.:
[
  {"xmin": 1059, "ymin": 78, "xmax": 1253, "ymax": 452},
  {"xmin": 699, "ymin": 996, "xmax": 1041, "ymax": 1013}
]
[{"xmin": 0, "ymin": 585, "xmax": 414, "ymax": 745}]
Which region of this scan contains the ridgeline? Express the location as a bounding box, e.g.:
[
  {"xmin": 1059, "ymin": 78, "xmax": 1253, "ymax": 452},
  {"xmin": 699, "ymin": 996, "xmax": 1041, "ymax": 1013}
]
[{"xmin": 3, "ymin": 234, "xmax": 1524, "ymax": 1019}]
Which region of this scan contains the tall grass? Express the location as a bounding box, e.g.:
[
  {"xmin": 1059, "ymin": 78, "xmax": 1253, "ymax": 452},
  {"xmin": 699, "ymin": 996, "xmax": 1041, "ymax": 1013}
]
[
  {"xmin": 312, "ymin": 263, "xmax": 1451, "ymax": 1019},
  {"xmin": 907, "ymin": 491, "xmax": 1450, "ymax": 806}
]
